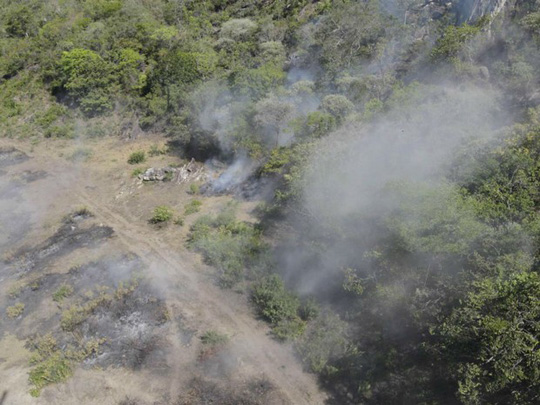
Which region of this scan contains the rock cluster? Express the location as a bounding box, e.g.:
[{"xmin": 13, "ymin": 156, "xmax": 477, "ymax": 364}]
[{"xmin": 139, "ymin": 158, "xmax": 207, "ymax": 183}]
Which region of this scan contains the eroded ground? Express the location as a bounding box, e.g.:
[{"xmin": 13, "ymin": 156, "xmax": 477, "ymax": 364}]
[{"xmin": 0, "ymin": 137, "xmax": 325, "ymax": 404}]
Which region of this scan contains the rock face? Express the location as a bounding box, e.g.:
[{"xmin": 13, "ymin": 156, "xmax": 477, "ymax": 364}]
[
  {"xmin": 139, "ymin": 158, "xmax": 207, "ymax": 183},
  {"xmin": 456, "ymin": 0, "xmax": 509, "ymax": 22}
]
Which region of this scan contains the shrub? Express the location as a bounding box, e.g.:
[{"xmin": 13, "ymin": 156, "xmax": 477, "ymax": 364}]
[
  {"xmin": 299, "ymin": 297, "xmax": 320, "ymax": 321},
  {"xmin": 128, "ymin": 151, "xmax": 146, "ymax": 164},
  {"xmin": 272, "ymin": 317, "xmax": 306, "ymax": 341},
  {"xmin": 252, "ymin": 275, "xmax": 299, "ymax": 325},
  {"xmin": 6, "ymin": 302, "xmax": 25, "ymax": 318},
  {"xmin": 188, "ymin": 208, "xmax": 266, "ymax": 287},
  {"xmin": 151, "ymin": 205, "xmax": 173, "ymax": 223},
  {"xmin": 174, "ymin": 217, "xmax": 185, "ymax": 226},
  {"xmin": 60, "ymin": 305, "xmax": 87, "ymax": 331}
]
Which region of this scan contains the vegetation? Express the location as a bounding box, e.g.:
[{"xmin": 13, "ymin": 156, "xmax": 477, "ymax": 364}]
[
  {"xmin": 188, "ymin": 204, "xmax": 266, "ymax": 287},
  {"xmin": 127, "ymin": 151, "xmax": 146, "ymax": 165},
  {"xmin": 150, "ymin": 205, "xmax": 173, "ymax": 224},
  {"xmin": 52, "ymin": 284, "xmax": 74, "ymax": 303},
  {"xmin": 200, "ymin": 330, "xmax": 229, "ymax": 346},
  {"xmin": 27, "ymin": 333, "xmax": 104, "ymax": 397},
  {"xmin": 131, "ymin": 167, "xmax": 145, "ymax": 177},
  {"xmin": 3, "ymin": 0, "xmax": 540, "ymax": 402},
  {"xmin": 184, "ymin": 199, "xmax": 202, "ymax": 216},
  {"xmin": 6, "ymin": 302, "xmax": 25, "ymax": 318}
]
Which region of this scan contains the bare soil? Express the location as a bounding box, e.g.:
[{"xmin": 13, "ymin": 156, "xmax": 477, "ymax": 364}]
[{"xmin": 0, "ymin": 136, "xmax": 326, "ymax": 404}]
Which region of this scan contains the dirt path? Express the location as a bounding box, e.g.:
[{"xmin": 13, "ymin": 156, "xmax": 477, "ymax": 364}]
[{"xmin": 76, "ymin": 189, "xmax": 325, "ymax": 404}]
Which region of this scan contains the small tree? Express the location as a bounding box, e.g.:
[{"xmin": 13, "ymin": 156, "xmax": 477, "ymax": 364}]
[{"xmin": 254, "ymin": 97, "xmax": 294, "ymax": 147}]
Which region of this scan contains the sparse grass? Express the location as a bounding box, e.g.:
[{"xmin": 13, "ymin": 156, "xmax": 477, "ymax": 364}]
[
  {"xmin": 132, "ymin": 167, "xmax": 145, "ymax": 177},
  {"xmin": 174, "ymin": 217, "xmax": 185, "ymax": 226},
  {"xmin": 127, "ymin": 151, "xmax": 146, "ymax": 164},
  {"xmin": 8, "ymin": 283, "xmax": 24, "ymax": 298},
  {"xmin": 60, "ymin": 281, "xmax": 139, "ymax": 331},
  {"xmin": 73, "ymin": 206, "xmax": 92, "ymax": 217},
  {"xmin": 53, "ymin": 284, "xmax": 74, "ymax": 303},
  {"xmin": 29, "ymin": 351, "xmax": 72, "ymax": 397},
  {"xmin": 6, "ymin": 302, "xmax": 25, "ymax": 318},
  {"xmin": 27, "ymin": 333, "xmax": 105, "ymax": 397},
  {"xmin": 201, "ymin": 330, "xmax": 229, "ymax": 346},
  {"xmin": 184, "ymin": 199, "xmax": 202, "ymax": 216},
  {"xmin": 69, "ymin": 147, "xmax": 93, "ymax": 162},
  {"xmin": 188, "ymin": 183, "xmax": 200, "ymax": 195},
  {"xmin": 199, "ymin": 330, "xmax": 230, "ymax": 361},
  {"xmin": 150, "ymin": 205, "xmax": 173, "ymax": 224},
  {"xmin": 149, "ymin": 144, "xmax": 168, "ymax": 156}
]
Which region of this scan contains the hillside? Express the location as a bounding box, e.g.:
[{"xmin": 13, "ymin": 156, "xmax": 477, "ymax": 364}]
[{"xmin": 2, "ymin": 0, "xmax": 540, "ymax": 404}]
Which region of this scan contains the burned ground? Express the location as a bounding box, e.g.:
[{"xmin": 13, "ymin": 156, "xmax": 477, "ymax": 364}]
[
  {"xmin": 4, "ymin": 213, "xmax": 114, "ymax": 277},
  {"xmin": 0, "ymin": 147, "xmax": 28, "ymax": 168}
]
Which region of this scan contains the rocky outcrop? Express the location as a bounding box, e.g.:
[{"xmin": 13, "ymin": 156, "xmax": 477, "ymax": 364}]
[
  {"xmin": 457, "ymin": 0, "xmax": 508, "ymax": 22},
  {"xmin": 139, "ymin": 158, "xmax": 207, "ymax": 183}
]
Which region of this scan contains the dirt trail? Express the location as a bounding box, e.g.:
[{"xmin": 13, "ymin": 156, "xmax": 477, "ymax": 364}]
[
  {"xmin": 76, "ymin": 190, "xmax": 324, "ymax": 404},
  {"xmin": 0, "ymin": 137, "xmax": 326, "ymax": 404}
]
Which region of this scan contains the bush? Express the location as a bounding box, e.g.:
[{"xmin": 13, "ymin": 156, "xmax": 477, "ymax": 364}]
[
  {"xmin": 6, "ymin": 302, "xmax": 25, "ymax": 318},
  {"xmin": 128, "ymin": 151, "xmax": 146, "ymax": 164},
  {"xmin": 151, "ymin": 205, "xmax": 173, "ymax": 223},
  {"xmin": 188, "ymin": 183, "xmax": 200, "ymax": 195},
  {"xmin": 252, "ymin": 274, "xmax": 299, "ymax": 325}
]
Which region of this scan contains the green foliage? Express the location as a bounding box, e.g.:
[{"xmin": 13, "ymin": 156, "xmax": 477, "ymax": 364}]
[
  {"xmin": 53, "ymin": 285, "xmax": 74, "ymax": 303},
  {"xmin": 296, "ymin": 312, "xmax": 348, "ymax": 374},
  {"xmin": 252, "ymin": 274, "xmax": 300, "ymax": 325},
  {"xmin": 4, "ymin": 5, "xmax": 37, "ymax": 38},
  {"xmin": 132, "ymin": 167, "xmax": 145, "ymax": 177},
  {"xmin": 431, "ymin": 24, "xmax": 481, "ymax": 61},
  {"xmin": 321, "ymin": 95, "xmax": 354, "ymax": 122},
  {"xmin": 436, "ymin": 272, "xmax": 540, "ymax": 404},
  {"xmin": 58, "ymin": 48, "xmax": 115, "ymax": 115},
  {"xmin": 184, "ymin": 199, "xmax": 202, "ymax": 216},
  {"xmin": 151, "ymin": 205, "xmax": 173, "ymax": 224},
  {"xmin": 29, "ymin": 352, "xmax": 72, "ymax": 397},
  {"xmin": 385, "ymin": 182, "xmax": 489, "ymax": 255},
  {"xmin": 188, "ymin": 183, "xmax": 200, "ymax": 195},
  {"xmin": 148, "ymin": 144, "xmax": 167, "ymax": 156},
  {"xmin": 27, "ymin": 333, "xmax": 105, "ymax": 397},
  {"xmin": 127, "ymin": 151, "xmax": 146, "ymax": 164},
  {"xmin": 200, "ymin": 330, "xmax": 229, "ymax": 346},
  {"xmin": 188, "ymin": 204, "xmax": 266, "ymax": 287}
]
